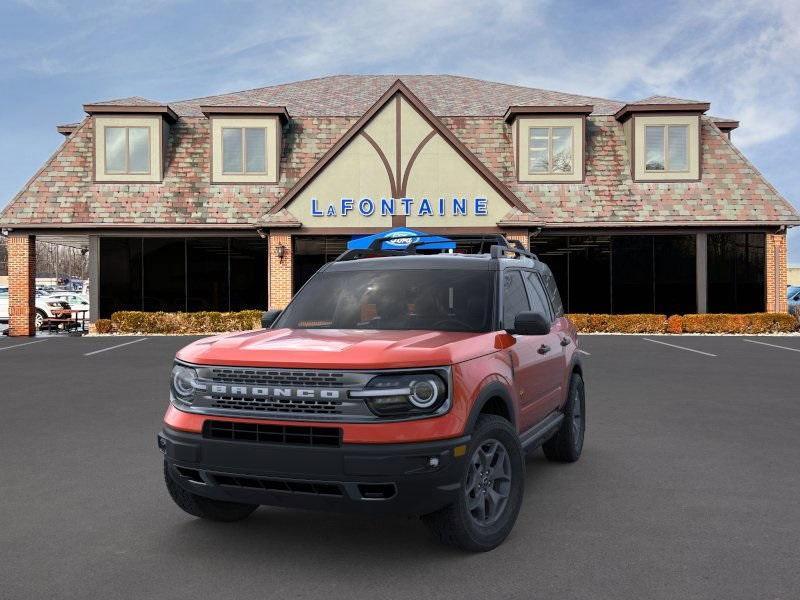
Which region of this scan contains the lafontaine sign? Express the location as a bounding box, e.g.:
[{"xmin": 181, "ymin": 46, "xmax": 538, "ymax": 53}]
[{"xmin": 311, "ymin": 196, "xmax": 489, "ymax": 218}]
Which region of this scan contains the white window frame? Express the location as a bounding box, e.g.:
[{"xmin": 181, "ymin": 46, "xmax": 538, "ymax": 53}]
[
  {"xmin": 104, "ymin": 126, "xmax": 152, "ymax": 175},
  {"xmin": 644, "ymin": 124, "xmax": 689, "ymax": 173},
  {"xmin": 517, "ymin": 116, "xmax": 584, "ymax": 183},
  {"xmin": 221, "ymin": 127, "xmax": 269, "ymax": 175},
  {"xmin": 527, "ymin": 126, "xmax": 575, "ymax": 175}
]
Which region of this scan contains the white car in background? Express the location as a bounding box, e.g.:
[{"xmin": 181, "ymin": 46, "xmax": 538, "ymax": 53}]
[
  {"xmin": 0, "ymin": 287, "xmax": 73, "ymax": 329},
  {"xmin": 46, "ymin": 292, "xmax": 90, "ymax": 320}
]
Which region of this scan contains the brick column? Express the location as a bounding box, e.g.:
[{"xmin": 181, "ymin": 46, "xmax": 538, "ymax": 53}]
[
  {"xmin": 504, "ymin": 229, "xmax": 530, "ymax": 251},
  {"xmin": 268, "ymin": 231, "xmax": 293, "ymax": 309},
  {"xmin": 8, "ymin": 234, "xmax": 36, "ymax": 336},
  {"xmin": 765, "ymin": 232, "xmax": 788, "ymax": 312}
]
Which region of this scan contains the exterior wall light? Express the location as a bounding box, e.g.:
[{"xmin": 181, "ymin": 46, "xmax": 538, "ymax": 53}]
[{"xmin": 275, "ymin": 243, "xmax": 286, "ymax": 263}]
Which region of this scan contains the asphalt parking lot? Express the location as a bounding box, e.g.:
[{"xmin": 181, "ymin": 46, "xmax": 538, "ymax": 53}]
[{"xmin": 1, "ymin": 334, "xmax": 799, "ymax": 600}]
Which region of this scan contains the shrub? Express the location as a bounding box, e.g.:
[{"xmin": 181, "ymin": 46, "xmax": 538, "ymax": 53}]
[
  {"xmin": 680, "ymin": 313, "xmax": 797, "ymax": 334},
  {"xmin": 566, "ymin": 314, "xmax": 667, "ymax": 333},
  {"xmin": 111, "ymin": 310, "xmax": 262, "ymax": 334},
  {"xmin": 567, "ymin": 312, "xmax": 798, "ymax": 334},
  {"xmin": 665, "ymin": 314, "xmax": 683, "ymax": 334},
  {"xmin": 94, "ymin": 319, "xmax": 113, "ymax": 334}
]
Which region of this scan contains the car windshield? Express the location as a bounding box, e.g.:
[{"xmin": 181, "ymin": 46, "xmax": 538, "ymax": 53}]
[{"xmin": 275, "ymin": 268, "xmax": 495, "ymax": 332}]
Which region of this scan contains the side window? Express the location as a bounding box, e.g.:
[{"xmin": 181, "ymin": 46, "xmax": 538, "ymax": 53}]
[
  {"xmin": 540, "ymin": 268, "xmax": 564, "ymax": 317},
  {"xmin": 522, "ymin": 271, "xmax": 552, "ymax": 321},
  {"xmin": 502, "ymin": 271, "xmax": 531, "ymax": 330}
]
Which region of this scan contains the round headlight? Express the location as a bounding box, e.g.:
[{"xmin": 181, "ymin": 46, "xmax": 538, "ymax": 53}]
[
  {"xmin": 409, "ymin": 379, "xmax": 439, "ymax": 408},
  {"xmin": 171, "ymin": 364, "xmax": 197, "ymax": 401}
]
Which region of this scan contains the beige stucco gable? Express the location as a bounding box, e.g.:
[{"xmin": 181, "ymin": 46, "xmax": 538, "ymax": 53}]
[{"xmin": 281, "ymin": 93, "xmax": 520, "ymax": 228}]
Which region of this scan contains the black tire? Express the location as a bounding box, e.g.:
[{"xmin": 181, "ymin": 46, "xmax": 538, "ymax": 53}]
[
  {"xmin": 35, "ymin": 309, "xmax": 46, "ymax": 330},
  {"xmin": 542, "ymin": 373, "xmax": 585, "ymax": 463},
  {"xmin": 163, "ymin": 461, "xmax": 258, "ymax": 522},
  {"xmin": 422, "ymin": 415, "xmax": 524, "ymax": 552}
]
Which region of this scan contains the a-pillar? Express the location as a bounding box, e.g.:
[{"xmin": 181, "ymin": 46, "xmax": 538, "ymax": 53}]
[
  {"xmin": 765, "ymin": 232, "xmax": 788, "ymax": 312},
  {"xmin": 8, "ymin": 233, "xmax": 36, "ymax": 336},
  {"xmin": 268, "ymin": 231, "xmax": 294, "ymax": 309}
]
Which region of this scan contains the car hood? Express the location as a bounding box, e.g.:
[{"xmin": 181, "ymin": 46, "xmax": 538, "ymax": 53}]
[{"xmin": 176, "ymin": 328, "xmax": 503, "ymax": 369}]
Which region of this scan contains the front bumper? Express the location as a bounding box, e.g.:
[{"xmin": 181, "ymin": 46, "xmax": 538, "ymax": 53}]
[{"xmin": 159, "ymin": 426, "xmax": 470, "ymax": 516}]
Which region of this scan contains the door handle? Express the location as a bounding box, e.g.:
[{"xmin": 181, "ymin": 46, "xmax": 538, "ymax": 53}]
[
  {"xmin": 560, "ymin": 337, "xmax": 571, "ymax": 347},
  {"xmin": 537, "ymin": 344, "xmax": 551, "ymax": 354}
]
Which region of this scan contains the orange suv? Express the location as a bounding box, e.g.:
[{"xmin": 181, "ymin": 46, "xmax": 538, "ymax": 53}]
[{"xmin": 159, "ymin": 236, "xmax": 585, "ymax": 551}]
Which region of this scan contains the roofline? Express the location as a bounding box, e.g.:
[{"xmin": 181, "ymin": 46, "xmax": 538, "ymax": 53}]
[
  {"xmin": 503, "ymin": 105, "xmax": 593, "ymax": 123},
  {"xmin": 56, "ymin": 124, "xmax": 79, "ymax": 136},
  {"xmin": 199, "ymin": 105, "xmax": 291, "ymax": 122},
  {"xmin": 712, "ymin": 119, "xmax": 740, "ymax": 131},
  {"xmin": 614, "ymin": 102, "xmax": 710, "ymax": 121},
  {"xmin": 267, "ymin": 78, "xmax": 531, "ymax": 216},
  {"xmin": 83, "ymin": 103, "xmax": 178, "ymax": 122}
]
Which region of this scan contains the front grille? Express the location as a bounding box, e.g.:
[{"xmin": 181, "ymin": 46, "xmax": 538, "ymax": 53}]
[
  {"xmin": 209, "ymin": 473, "xmax": 343, "ymax": 497},
  {"xmin": 204, "ymin": 420, "xmax": 343, "ymax": 447},
  {"xmin": 209, "ymin": 395, "xmax": 343, "ymax": 415},
  {"xmin": 209, "ymin": 367, "xmax": 347, "ymax": 387}
]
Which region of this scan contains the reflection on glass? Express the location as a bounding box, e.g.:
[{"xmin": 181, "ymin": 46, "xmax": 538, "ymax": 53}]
[
  {"xmin": 528, "ymin": 127, "xmax": 548, "ymax": 173},
  {"xmin": 104, "ymin": 127, "xmax": 127, "ymax": 173},
  {"xmin": 645, "ymin": 126, "xmax": 665, "ymax": 170},
  {"xmin": 222, "ymin": 128, "xmax": 243, "ymax": 173},
  {"xmin": 551, "ymin": 127, "xmax": 573, "ymax": 173},
  {"xmin": 667, "ymin": 125, "xmax": 688, "ymax": 171},
  {"xmin": 245, "ymin": 128, "xmax": 266, "ymax": 173},
  {"xmin": 128, "ymin": 127, "xmax": 150, "ymax": 173}
]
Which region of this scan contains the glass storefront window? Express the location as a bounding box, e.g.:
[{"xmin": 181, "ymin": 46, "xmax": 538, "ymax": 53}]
[
  {"xmin": 98, "ymin": 237, "xmax": 267, "ymax": 318},
  {"xmin": 708, "ymin": 233, "xmax": 765, "ymax": 313}
]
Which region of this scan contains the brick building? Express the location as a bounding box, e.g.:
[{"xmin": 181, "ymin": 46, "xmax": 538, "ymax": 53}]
[{"xmin": 1, "ymin": 75, "xmax": 797, "ymax": 335}]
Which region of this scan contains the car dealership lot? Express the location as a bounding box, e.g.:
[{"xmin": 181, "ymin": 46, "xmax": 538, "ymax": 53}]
[{"xmin": 1, "ymin": 334, "xmax": 799, "ymax": 600}]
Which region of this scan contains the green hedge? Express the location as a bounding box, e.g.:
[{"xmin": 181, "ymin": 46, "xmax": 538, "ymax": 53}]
[{"xmin": 110, "ymin": 310, "xmax": 262, "ymax": 334}]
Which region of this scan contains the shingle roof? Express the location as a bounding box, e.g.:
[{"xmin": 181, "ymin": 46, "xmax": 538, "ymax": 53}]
[
  {"xmin": 1, "ymin": 75, "xmax": 796, "ymax": 229},
  {"xmin": 168, "ymin": 74, "xmax": 626, "ymax": 117},
  {"xmin": 87, "ymin": 96, "xmax": 164, "ymax": 107},
  {"xmin": 631, "ymin": 95, "xmax": 707, "ymax": 105}
]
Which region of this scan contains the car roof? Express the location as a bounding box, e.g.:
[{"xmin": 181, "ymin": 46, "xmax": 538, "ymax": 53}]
[{"xmin": 323, "ymin": 252, "xmax": 543, "ymax": 272}]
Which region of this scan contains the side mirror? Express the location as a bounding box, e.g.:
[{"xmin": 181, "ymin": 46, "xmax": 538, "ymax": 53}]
[
  {"xmin": 510, "ymin": 311, "xmax": 550, "ymax": 336},
  {"xmin": 261, "ymin": 309, "xmax": 282, "ymax": 329}
]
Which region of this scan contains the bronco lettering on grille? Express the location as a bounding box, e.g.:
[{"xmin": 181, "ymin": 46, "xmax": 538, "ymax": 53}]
[{"xmin": 209, "ymin": 384, "xmax": 341, "ymax": 400}]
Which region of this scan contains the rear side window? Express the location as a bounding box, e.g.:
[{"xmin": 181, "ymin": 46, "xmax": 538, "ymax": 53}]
[
  {"xmin": 539, "ymin": 268, "xmax": 564, "ymax": 317},
  {"xmin": 522, "ymin": 271, "xmax": 552, "ymax": 321},
  {"xmin": 502, "ymin": 271, "xmax": 530, "ymax": 329}
]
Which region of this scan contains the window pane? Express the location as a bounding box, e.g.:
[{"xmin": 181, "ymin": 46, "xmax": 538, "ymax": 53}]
[
  {"xmin": 222, "ymin": 128, "xmax": 243, "ymax": 173},
  {"xmin": 104, "ymin": 127, "xmax": 127, "ymax": 173},
  {"xmin": 551, "ymin": 127, "xmax": 573, "ymax": 173},
  {"xmin": 127, "ymin": 127, "xmax": 150, "ymax": 173},
  {"xmin": 143, "ymin": 239, "xmax": 186, "ymax": 312},
  {"xmin": 530, "ymin": 236, "xmax": 569, "ymax": 311},
  {"xmin": 612, "ymin": 236, "xmax": 654, "ymax": 313},
  {"xmin": 645, "ymin": 126, "xmax": 665, "ymax": 171},
  {"xmin": 528, "ymin": 128, "xmax": 549, "ymax": 173},
  {"xmin": 654, "ymin": 236, "xmax": 695, "ymax": 314},
  {"xmin": 230, "ymin": 238, "xmax": 268, "ymax": 311},
  {"xmin": 708, "ymin": 233, "xmax": 765, "ymax": 312},
  {"xmin": 244, "ymin": 128, "xmax": 266, "ymax": 173},
  {"xmin": 667, "ymin": 125, "xmax": 688, "ymax": 171},
  {"xmin": 502, "ymin": 271, "xmax": 531, "ymax": 330},
  {"xmin": 187, "ymin": 238, "xmax": 229, "ymax": 311},
  {"xmin": 567, "ymin": 236, "xmax": 611, "ymax": 314},
  {"xmin": 522, "ymin": 271, "xmax": 551, "ymax": 320},
  {"xmin": 98, "ymin": 237, "xmax": 142, "ymax": 317}
]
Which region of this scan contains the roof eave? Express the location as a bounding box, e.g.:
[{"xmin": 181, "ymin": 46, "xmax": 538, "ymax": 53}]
[
  {"xmin": 614, "ymin": 102, "xmax": 711, "ymax": 122},
  {"xmin": 503, "ymin": 105, "xmax": 594, "ymax": 123},
  {"xmin": 199, "ymin": 105, "xmax": 291, "ymax": 123},
  {"xmin": 83, "ymin": 104, "xmax": 179, "ymax": 122}
]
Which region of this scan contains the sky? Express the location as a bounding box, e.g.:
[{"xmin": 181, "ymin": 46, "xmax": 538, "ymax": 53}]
[{"xmin": 0, "ymin": 0, "xmax": 798, "ymax": 261}]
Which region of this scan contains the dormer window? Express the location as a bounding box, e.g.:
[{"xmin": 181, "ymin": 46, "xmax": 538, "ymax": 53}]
[
  {"xmin": 505, "ymin": 106, "xmax": 591, "ymax": 183},
  {"xmin": 105, "ymin": 126, "xmax": 151, "ymax": 174},
  {"xmin": 644, "ymin": 124, "xmax": 688, "ymax": 172},
  {"xmin": 202, "ymin": 106, "xmax": 289, "ymax": 184},
  {"xmin": 528, "ymin": 126, "xmax": 574, "ymax": 174}
]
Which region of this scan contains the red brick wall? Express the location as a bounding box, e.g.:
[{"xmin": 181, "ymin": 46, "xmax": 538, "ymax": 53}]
[
  {"xmin": 504, "ymin": 230, "xmax": 529, "ymax": 251},
  {"xmin": 7, "ymin": 234, "xmax": 36, "ymax": 336},
  {"xmin": 765, "ymin": 233, "xmax": 788, "ymax": 312},
  {"xmin": 268, "ymin": 232, "xmax": 293, "ymax": 309}
]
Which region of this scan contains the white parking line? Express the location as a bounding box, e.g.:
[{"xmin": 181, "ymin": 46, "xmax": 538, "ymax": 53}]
[
  {"xmin": 84, "ymin": 338, "xmax": 147, "ymax": 356},
  {"xmin": 743, "ymin": 339, "xmax": 800, "ymax": 353},
  {"xmin": 0, "ymin": 339, "xmax": 49, "ymax": 352},
  {"xmin": 577, "ymin": 349, "xmax": 592, "ymax": 356},
  {"xmin": 641, "ymin": 337, "xmax": 717, "ymax": 357}
]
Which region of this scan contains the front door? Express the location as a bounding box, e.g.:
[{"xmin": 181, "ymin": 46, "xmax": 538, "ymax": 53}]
[{"xmin": 501, "ymin": 270, "xmax": 563, "ymax": 431}]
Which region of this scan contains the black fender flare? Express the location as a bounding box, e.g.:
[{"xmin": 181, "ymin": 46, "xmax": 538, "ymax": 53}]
[{"xmin": 464, "ymin": 381, "xmax": 517, "ymax": 433}]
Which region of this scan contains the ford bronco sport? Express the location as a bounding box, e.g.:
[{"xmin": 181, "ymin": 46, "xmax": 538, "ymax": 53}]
[{"xmin": 159, "ymin": 236, "xmax": 585, "ymax": 551}]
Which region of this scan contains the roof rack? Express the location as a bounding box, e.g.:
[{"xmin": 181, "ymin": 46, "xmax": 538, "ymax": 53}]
[{"xmin": 334, "ymin": 234, "xmax": 538, "ymax": 262}]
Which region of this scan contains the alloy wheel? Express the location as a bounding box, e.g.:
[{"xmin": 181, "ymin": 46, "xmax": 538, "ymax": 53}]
[{"xmin": 465, "ymin": 439, "xmax": 512, "ymax": 526}]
